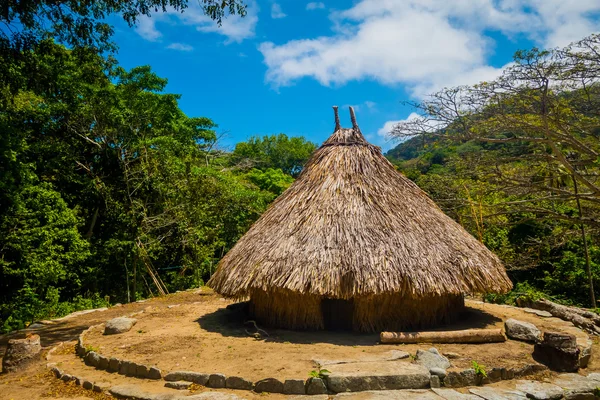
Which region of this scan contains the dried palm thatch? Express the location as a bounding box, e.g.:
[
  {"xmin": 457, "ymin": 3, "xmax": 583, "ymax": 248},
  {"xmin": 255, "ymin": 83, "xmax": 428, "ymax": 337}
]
[{"xmin": 208, "ymin": 107, "xmax": 512, "ymax": 331}]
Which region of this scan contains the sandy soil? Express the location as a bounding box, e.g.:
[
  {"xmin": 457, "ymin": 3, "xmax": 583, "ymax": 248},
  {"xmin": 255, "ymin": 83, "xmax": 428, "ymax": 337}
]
[
  {"xmin": 86, "ymin": 291, "xmax": 599, "ymax": 382},
  {"xmin": 1, "ymin": 289, "xmax": 599, "ymax": 400}
]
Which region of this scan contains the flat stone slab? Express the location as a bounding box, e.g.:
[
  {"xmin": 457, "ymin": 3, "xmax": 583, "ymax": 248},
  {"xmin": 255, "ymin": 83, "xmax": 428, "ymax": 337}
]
[
  {"xmin": 522, "ymin": 308, "xmax": 553, "ymax": 317},
  {"xmin": 336, "ymin": 389, "xmax": 443, "ymax": 399},
  {"xmin": 313, "ymin": 350, "xmax": 410, "ymax": 366},
  {"xmin": 469, "ymin": 387, "xmax": 528, "ymax": 400},
  {"xmin": 110, "ymin": 385, "xmax": 246, "ymax": 400},
  {"xmin": 164, "ymin": 371, "xmax": 209, "ymax": 385},
  {"xmin": 515, "ymin": 380, "xmax": 563, "ymax": 400},
  {"xmin": 432, "ymin": 388, "xmax": 481, "ymax": 399},
  {"xmin": 415, "ymin": 348, "xmax": 451, "ymax": 370},
  {"xmin": 326, "ymin": 361, "xmax": 430, "ymax": 393},
  {"xmin": 505, "ymin": 319, "xmax": 541, "ymax": 343},
  {"xmin": 552, "ymin": 373, "xmax": 597, "ymax": 397}
]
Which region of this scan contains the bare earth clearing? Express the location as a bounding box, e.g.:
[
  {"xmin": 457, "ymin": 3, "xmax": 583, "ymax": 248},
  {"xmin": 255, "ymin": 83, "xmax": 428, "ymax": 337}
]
[{"xmin": 1, "ymin": 288, "xmax": 599, "ymax": 399}]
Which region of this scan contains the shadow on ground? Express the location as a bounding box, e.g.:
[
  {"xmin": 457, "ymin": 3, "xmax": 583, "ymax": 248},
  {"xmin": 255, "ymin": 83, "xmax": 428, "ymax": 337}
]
[{"xmin": 195, "ymin": 303, "xmax": 502, "ymax": 346}]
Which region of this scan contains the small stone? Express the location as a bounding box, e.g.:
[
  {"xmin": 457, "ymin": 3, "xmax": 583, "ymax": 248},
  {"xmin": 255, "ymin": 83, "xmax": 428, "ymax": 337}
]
[
  {"xmin": 515, "ymin": 380, "xmax": 564, "ymax": 400},
  {"xmin": 104, "ymin": 317, "xmax": 137, "ymax": 335},
  {"xmin": 522, "ymin": 308, "xmax": 553, "ymax": 317},
  {"xmin": 306, "ymin": 377, "xmax": 327, "ymax": 395},
  {"xmin": 415, "ymin": 349, "xmax": 451, "ymax": 370},
  {"xmin": 255, "ymin": 377, "xmax": 284, "ymax": 393},
  {"xmin": 2, "ymin": 335, "xmax": 42, "ymax": 373},
  {"xmin": 85, "ymin": 351, "xmax": 100, "ymax": 367},
  {"xmin": 61, "ymin": 374, "xmax": 73, "ymax": 382},
  {"xmin": 167, "ymin": 304, "xmax": 180, "ymax": 309},
  {"xmin": 74, "ymin": 376, "xmax": 84, "ymax": 386},
  {"xmin": 136, "ymin": 364, "xmax": 149, "ymax": 378},
  {"xmin": 93, "ymin": 381, "xmax": 110, "ymax": 393},
  {"xmin": 226, "ymin": 376, "xmax": 253, "ymax": 390},
  {"xmin": 82, "ymin": 380, "xmax": 94, "ymax": 390},
  {"xmin": 119, "ymin": 360, "xmax": 131, "ymax": 375},
  {"xmin": 443, "ymin": 352, "xmax": 461, "ymax": 360},
  {"xmin": 283, "ymin": 379, "xmax": 305, "ymax": 394},
  {"xmin": 208, "ymin": 373, "xmax": 226, "ymax": 388},
  {"xmin": 76, "ymin": 337, "xmax": 86, "ymax": 357},
  {"xmin": 505, "ymin": 318, "xmax": 542, "ymax": 342},
  {"xmin": 445, "ymin": 369, "xmax": 478, "ymax": 388},
  {"xmin": 430, "ymin": 375, "xmax": 441, "ymax": 388},
  {"xmin": 165, "ymin": 381, "xmax": 192, "ymax": 390},
  {"xmin": 51, "ymin": 366, "xmax": 62, "ymax": 378},
  {"xmin": 108, "ymin": 357, "xmax": 120, "ymax": 372},
  {"xmin": 483, "ymin": 368, "xmax": 503, "ymax": 383},
  {"xmin": 164, "ymin": 371, "xmax": 209, "ymax": 385},
  {"xmin": 430, "ymin": 367, "xmax": 447, "ymax": 379},
  {"xmin": 148, "ymin": 366, "xmax": 162, "ymax": 379},
  {"xmin": 514, "ymin": 364, "xmax": 548, "ymax": 377},
  {"xmin": 97, "ymin": 355, "xmax": 109, "ymax": 370}
]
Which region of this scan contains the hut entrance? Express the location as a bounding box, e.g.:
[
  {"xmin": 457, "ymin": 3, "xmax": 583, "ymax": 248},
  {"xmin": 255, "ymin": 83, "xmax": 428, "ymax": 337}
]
[{"xmin": 321, "ymin": 298, "xmax": 354, "ymax": 330}]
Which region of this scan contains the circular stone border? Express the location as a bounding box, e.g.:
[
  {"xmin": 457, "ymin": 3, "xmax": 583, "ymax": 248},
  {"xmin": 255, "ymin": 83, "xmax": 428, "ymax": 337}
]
[{"xmin": 73, "ymin": 301, "xmax": 596, "ymax": 395}]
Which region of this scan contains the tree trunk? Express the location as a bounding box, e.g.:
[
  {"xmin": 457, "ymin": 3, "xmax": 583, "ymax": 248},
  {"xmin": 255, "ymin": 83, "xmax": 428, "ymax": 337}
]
[
  {"xmin": 380, "ymin": 328, "xmax": 506, "ymax": 344},
  {"xmin": 574, "ymin": 176, "xmax": 596, "ymax": 308}
]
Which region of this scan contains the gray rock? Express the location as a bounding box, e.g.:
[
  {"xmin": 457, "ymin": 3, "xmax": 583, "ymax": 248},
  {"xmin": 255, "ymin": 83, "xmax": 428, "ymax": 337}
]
[
  {"xmin": 445, "ymin": 369, "xmax": 479, "ymax": 388},
  {"xmin": 85, "ymin": 351, "xmax": 100, "ymax": 367},
  {"xmin": 148, "ymin": 366, "xmax": 162, "ymax": 380},
  {"xmin": 430, "ymin": 367, "xmax": 447, "ymax": 379},
  {"xmin": 415, "ymin": 349, "xmax": 451, "ymax": 370},
  {"xmin": 335, "ymin": 389, "xmax": 443, "ymax": 399},
  {"xmin": 119, "ymin": 360, "xmax": 132, "ymax": 375},
  {"xmin": 110, "ymin": 385, "xmax": 175, "ymax": 399},
  {"xmin": 553, "ymin": 373, "xmax": 598, "ymax": 398},
  {"xmin": 514, "ymin": 364, "xmax": 548, "ymax": 377},
  {"xmin": 226, "ymin": 376, "xmax": 254, "ymax": 391},
  {"xmin": 533, "ymin": 332, "xmax": 580, "ymax": 372},
  {"xmin": 61, "ymin": 373, "xmax": 74, "ymax": 382},
  {"xmin": 522, "ymin": 308, "xmax": 553, "ymax": 317},
  {"xmin": 97, "ymin": 354, "xmax": 109, "ymax": 370},
  {"xmin": 254, "ymin": 377, "xmax": 284, "ymax": 393},
  {"xmin": 74, "ymin": 376, "xmax": 84, "ymax": 386},
  {"xmin": 76, "ymin": 337, "xmax": 86, "ymax": 357},
  {"xmin": 165, "ymin": 381, "xmax": 192, "ymax": 390},
  {"xmin": 104, "ymin": 317, "xmax": 137, "ymax": 335},
  {"xmin": 432, "ymin": 388, "xmax": 481, "ymax": 399},
  {"xmin": 186, "ymin": 393, "xmax": 246, "ymax": 400},
  {"xmin": 164, "ymin": 371, "xmax": 209, "ymax": 385},
  {"xmin": 579, "ymin": 339, "xmax": 593, "ymax": 368},
  {"xmin": 108, "ymin": 357, "xmax": 120, "ymax": 372},
  {"xmin": 2, "ymin": 334, "xmax": 43, "ymax": 371},
  {"xmin": 587, "ymin": 372, "xmax": 600, "ymax": 381},
  {"xmin": 208, "ymin": 373, "xmax": 226, "ymax": 388},
  {"xmin": 564, "ymin": 394, "xmax": 595, "ymax": 400},
  {"xmin": 326, "ymin": 361, "xmax": 430, "ymax": 392},
  {"xmin": 469, "ymin": 387, "xmax": 528, "ymax": 399},
  {"xmin": 283, "ymin": 379, "xmax": 305, "ymax": 394},
  {"xmin": 430, "ymin": 375, "xmax": 441, "ymax": 388},
  {"xmin": 136, "ymin": 364, "xmax": 149, "ymax": 378},
  {"xmin": 82, "ymin": 380, "xmax": 94, "ymax": 390},
  {"xmin": 306, "ymin": 377, "xmax": 327, "ymax": 395},
  {"xmin": 505, "ymin": 318, "xmax": 541, "ymax": 342},
  {"xmin": 515, "ymin": 380, "xmax": 564, "ymax": 400}
]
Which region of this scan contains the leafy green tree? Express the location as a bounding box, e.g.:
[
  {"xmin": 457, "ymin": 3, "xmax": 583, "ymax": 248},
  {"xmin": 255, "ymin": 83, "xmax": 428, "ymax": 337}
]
[
  {"xmin": 232, "ymin": 134, "xmax": 316, "ymax": 177},
  {"xmin": 245, "ymin": 168, "xmax": 294, "ymax": 195}
]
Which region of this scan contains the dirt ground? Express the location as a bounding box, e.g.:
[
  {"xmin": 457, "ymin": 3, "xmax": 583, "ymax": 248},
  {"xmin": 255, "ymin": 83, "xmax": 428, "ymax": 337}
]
[{"xmin": 1, "ymin": 289, "xmax": 599, "ymax": 400}]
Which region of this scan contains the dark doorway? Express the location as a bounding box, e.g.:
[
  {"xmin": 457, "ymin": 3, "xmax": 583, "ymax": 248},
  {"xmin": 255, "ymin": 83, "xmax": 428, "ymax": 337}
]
[{"xmin": 321, "ymin": 298, "xmax": 354, "ymax": 330}]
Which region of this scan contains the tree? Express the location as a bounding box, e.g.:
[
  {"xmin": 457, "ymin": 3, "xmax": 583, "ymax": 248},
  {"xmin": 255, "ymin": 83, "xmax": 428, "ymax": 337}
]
[
  {"xmin": 391, "ymin": 34, "xmax": 600, "ymax": 306},
  {"xmin": 232, "ymin": 134, "xmax": 317, "ymax": 177},
  {"xmin": 0, "ymin": 0, "xmax": 247, "ymax": 51}
]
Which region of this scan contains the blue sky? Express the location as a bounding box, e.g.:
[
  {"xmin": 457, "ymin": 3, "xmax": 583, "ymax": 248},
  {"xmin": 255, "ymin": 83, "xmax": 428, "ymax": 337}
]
[{"xmin": 111, "ymin": 0, "xmax": 600, "ymax": 151}]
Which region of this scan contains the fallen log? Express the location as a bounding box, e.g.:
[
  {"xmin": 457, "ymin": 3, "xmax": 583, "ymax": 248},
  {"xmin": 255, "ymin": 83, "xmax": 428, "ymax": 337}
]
[
  {"xmin": 380, "ymin": 328, "xmax": 506, "ymax": 344},
  {"xmin": 517, "ymin": 298, "xmax": 600, "ymax": 334}
]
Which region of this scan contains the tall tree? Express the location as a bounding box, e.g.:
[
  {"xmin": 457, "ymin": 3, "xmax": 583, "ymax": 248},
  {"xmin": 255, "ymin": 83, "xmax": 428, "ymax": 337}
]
[{"xmin": 391, "ymin": 34, "xmax": 600, "ymax": 306}]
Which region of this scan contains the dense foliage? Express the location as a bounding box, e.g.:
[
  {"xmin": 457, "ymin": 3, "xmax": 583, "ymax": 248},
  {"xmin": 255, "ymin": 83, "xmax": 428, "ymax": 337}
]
[
  {"xmin": 0, "ymin": 39, "xmax": 315, "ymax": 332},
  {"xmin": 389, "ymin": 34, "xmax": 600, "ymax": 308}
]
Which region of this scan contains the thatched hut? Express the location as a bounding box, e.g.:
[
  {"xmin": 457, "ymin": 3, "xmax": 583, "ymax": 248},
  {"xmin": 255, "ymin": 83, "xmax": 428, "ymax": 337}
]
[{"xmin": 208, "ymin": 107, "xmax": 512, "ymax": 332}]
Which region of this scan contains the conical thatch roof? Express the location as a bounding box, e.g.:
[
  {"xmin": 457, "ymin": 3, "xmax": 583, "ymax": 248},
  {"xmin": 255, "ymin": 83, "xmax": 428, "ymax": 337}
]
[{"xmin": 209, "ymin": 107, "xmax": 512, "ymax": 302}]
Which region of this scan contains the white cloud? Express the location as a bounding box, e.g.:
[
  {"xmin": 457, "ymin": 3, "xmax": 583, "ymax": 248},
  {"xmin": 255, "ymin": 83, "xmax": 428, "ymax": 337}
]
[
  {"xmin": 259, "ymin": 0, "xmax": 600, "ymax": 96},
  {"xmin": 134, "ymin": 1, "xmax": 258, "ymax": 44},
  {"xmin": 306, "ymin": 2, "xmax": 325, "ymax": 10},
  {"xmin": 271, "ymin": 3, "xmax": 287, "ymax": 19},
  {"xmin": 136, "ymin": 17, "xmax": 162, "ymax": 41},
  {"xmin": 378, "ymin": 113, "xmax": 419, "ymax": 141},
  {"xmin": 167, "ymin": 42, "xmax": 193, "ymax": 51}
]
